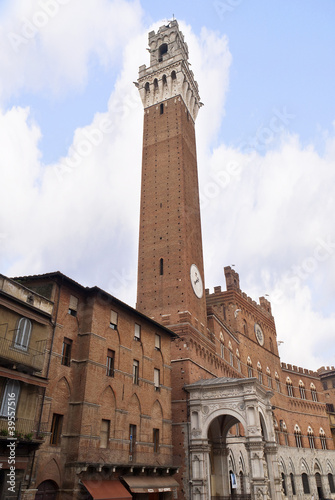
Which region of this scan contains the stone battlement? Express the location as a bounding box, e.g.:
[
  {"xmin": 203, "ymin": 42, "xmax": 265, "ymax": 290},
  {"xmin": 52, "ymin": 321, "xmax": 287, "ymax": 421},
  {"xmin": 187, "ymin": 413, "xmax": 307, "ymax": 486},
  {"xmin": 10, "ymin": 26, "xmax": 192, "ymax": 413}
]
[
  {"xmin": 205, "ymin": 266, "xmax": 272, "ymax": 317},
  {"xmin": 281, "ymin": 362, "xmax": 318, "ymax": 377}
]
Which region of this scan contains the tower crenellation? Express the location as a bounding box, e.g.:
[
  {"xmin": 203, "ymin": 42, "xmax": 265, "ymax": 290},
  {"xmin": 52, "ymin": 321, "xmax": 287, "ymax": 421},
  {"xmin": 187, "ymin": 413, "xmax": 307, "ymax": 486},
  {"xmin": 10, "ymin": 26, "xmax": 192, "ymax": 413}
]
[{"xmin": 138, "ymin": 20, "xmax": 202, "ymax": 120}]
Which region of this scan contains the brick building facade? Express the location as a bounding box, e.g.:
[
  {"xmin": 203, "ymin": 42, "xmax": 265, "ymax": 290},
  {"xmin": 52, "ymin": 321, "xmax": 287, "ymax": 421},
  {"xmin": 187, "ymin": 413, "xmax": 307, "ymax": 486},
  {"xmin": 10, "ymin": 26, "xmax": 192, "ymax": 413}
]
[
  {"xmin": 135, "ymin": 20, "xmax": 335, "ymax": 500},
  {"xmin": 1, "ymin": 18, "xmax": 335, "ymax": 500},
  {"xmin": 1, "ymin": 272, "xmax": 177, "ymax": 499}
]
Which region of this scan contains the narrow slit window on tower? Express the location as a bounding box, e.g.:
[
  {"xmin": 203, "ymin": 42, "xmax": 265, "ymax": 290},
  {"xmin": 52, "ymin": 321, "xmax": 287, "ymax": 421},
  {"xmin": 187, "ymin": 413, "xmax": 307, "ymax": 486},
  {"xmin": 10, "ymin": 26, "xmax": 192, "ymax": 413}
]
[
  {"xmin": 160, "ymin": 103, "xmax": 164, "ymax": 114},
  {"xmin": 160, "ymin": 258, "xmax": 164, "ymax": 275}
]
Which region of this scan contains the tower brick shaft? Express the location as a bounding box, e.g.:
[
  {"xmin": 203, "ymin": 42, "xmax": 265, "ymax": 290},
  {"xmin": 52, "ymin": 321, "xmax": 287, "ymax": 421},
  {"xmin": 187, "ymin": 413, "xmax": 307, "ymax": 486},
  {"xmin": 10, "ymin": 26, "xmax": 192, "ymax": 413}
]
[{"xmin": 136, "ymin": 21, "xmax": 207, "ymax": 331}]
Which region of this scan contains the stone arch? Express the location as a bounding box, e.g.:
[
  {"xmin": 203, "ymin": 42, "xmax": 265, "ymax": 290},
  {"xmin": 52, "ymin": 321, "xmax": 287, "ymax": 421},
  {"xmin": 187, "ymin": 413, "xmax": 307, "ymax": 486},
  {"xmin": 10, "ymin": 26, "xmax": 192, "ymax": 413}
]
[
  {"xmin": 259, "ymin": 409, "xmax": 270, "ymax": 441},
  {"xmin": 228, "ymin": 450, "xmax": 236, "ymax": 472},
  {"xmin": 99, "ymin": 386, "xmax": 116, "ymax": 437},
  {"xmin": 288, "ymin": 457, "xmax": 295, "ymax": 474},
  {"xmin": 129, "ymin": 393, "xmax": 141, "ymax": 417},
  {"xmin": 326, "ymin": 459, "xmax": 334, "ymax": 474},
  {"xmin": 300, "ymin": 458, "xmax": 310, "ymax": 474},
  {"xmin": 35, "ymin": 480, "xmax": 58, "ymax": 500},
  {"xmin": 100, "ymin": 384, "xmax": 116, "ymax": 407},
  {"xmin": 185, "ymin": 377, "xmax": 280, "ymax": 500},
  {"xmin": 203, "ymin": 406, "xmax": 248, "ymax": 439},
  {"xmin": 55, "ymin": 375, "xmax": 71, "ymax": 399},
  {"xmin": 238, "ymin": 452, "xmax": 246, "ymax": 473},
  {"xmin": 152, "ymin": 399, "xmax": 163, "ymax": 420},
  {"xmin": 36, "ymin": 458, "xmax": 61, "ymax": 489},
  {"xmin": 279, "ymin": 456, "xmax": 287, "ymax": 475},
  {"xmin": 313, "ymin": 458, "xmax": 323, "ymax": 474}
]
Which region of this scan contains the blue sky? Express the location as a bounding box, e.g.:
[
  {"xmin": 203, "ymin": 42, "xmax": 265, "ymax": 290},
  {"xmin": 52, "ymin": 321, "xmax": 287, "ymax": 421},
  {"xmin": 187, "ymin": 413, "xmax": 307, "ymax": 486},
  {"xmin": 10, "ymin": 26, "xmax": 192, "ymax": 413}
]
[{"xmin": 0, "ymin": 0, "xmax": 334, "ymax": 370}]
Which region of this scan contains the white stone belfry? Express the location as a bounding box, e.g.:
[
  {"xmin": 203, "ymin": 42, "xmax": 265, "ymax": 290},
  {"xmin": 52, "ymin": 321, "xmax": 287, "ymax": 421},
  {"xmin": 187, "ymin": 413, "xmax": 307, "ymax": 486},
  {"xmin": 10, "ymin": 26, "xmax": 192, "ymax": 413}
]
[{"xmin": 137, "ymin": 20, "xmax": 203, "ymax": 121}]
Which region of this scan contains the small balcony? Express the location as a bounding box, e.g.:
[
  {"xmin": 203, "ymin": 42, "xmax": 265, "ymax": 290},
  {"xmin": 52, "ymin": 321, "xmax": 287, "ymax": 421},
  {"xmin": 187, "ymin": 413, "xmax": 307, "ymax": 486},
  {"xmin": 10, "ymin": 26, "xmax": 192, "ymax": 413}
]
[
  {"xmin": 0, "ymin": 416, "xmax": 48, "ymax": 442},
  {"xmin": 0, "ymin": 334, "xmax": 46, "ymax": 373}
]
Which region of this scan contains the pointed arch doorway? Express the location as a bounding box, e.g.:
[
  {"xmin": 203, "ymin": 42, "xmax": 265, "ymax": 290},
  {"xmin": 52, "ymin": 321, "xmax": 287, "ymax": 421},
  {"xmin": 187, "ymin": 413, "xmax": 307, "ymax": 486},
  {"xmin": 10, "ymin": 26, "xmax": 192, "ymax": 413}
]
[{"xmin": 185, "ymin": 377, "xmax": 282, "ymax": 500}]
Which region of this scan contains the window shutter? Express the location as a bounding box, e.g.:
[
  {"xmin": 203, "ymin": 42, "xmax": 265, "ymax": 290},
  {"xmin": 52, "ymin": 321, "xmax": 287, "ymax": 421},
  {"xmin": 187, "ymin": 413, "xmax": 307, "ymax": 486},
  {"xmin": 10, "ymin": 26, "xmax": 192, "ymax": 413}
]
[
  {"xmin": 110, "ymin": 310, "xmax": 118, "ymax": 328},
  {"xmin": 69, "ymin": 295, "xmax": 78, "ymax": 311}
]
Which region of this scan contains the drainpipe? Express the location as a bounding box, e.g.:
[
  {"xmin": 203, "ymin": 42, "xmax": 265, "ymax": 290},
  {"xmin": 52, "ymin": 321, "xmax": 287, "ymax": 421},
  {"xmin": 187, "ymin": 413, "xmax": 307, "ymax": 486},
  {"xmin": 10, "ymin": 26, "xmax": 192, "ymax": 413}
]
[{"xmin": 27, "ymin": 276, "xmax": 63, "ymax": 490}]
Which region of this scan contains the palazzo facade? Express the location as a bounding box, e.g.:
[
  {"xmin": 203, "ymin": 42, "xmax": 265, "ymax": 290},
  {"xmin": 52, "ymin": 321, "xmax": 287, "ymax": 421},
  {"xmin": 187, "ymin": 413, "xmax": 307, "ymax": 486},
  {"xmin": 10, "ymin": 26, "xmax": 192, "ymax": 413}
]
[{"xmin": 0, "ymin": 19, "xmax": 334, "ymax": 500}]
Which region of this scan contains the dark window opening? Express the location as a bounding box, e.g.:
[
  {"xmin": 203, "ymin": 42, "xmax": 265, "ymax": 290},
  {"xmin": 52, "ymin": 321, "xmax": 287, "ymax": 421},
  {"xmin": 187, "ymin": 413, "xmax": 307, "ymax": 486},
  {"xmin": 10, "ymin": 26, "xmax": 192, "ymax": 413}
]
[
  {"xmin": 50, "ymin": 414, "xmax": 63, "ymax": 446},
  {"xmin": 290, "ymin": 473, "xmax": 296, "ymax": 496},
  {"xmin": 133, "ymin": 360, "xmax": 139, "ymax": 385},
  {"xmin": 158, "ymin": 43, "xmax": 168, "ymax": 62},
  {"xmin": 302, "ymin": 473, "xmax": 310, "ymax": 494},
  {"xmin": 145, "ymin": 82, "xmax": 150, "ymax": 92},
  {"xmin": 162, "ymin": 74, "xmax": 167, "ymax": 85},
  {"xmin": 61, "ymin": 338, "xmax": 72, "ymax": 366},
  {"xmin": 129, "ymin": 424, "xmax": 136, "ymax": 455},
  {"xmin": 281, "ymin": 473, "xmax": 287, "ymax": 496},
  {"xmin": 160, "ymin": 258, "xmax": 164, "ymax": 275},
  {"xmin": 171, "ymin": 70, "xmax": 176, "ymax": 80},
  {"xmin": 154, "ymin": 78, "xmax": 158, "ymax": 90},
  {"xmin": 106, "ymin": 349, "xmax": 115, "ymax": 377},
  {"xmin": 160, "ymin": 103, "xmax": 164, "ymax": 115},
  {"xmin": 153, "ymin": 428, "xmax": 159, "ymax": 452}
]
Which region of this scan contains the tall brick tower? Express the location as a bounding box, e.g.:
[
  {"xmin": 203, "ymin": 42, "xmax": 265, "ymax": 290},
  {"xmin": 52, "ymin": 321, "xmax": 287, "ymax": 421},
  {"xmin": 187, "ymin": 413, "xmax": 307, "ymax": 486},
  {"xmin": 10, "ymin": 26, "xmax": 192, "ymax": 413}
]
[{"xmin": 136, "ymin": 20, "xmax": 207, "ymax": 333}]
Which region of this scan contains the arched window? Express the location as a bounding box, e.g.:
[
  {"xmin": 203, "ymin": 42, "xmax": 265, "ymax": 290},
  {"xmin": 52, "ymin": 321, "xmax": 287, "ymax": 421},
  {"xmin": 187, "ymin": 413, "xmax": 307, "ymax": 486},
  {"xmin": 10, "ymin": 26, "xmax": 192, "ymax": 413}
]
[
  {"xmin": 294, "ymin": 424, "xmax": 302, "ymax": 448},
  {"xmin": 266, "ymin": 367, "xmax": 272, "ymax": 388},
  {"xmin": 153, "ymin": 78, "xmax": 159, "ymax": 90},
  {"xmin": 239, "ymin": 471, "xmax": 245, "ymax": 494},
  {"xmin": 328, "ymin": 473, "xmax": 335, "ymax": 493},
  {"xmin": 158, "ymin": 43, "xmax": 168, "ymax": 62},
  {"xmin": 243, "ymin": 320, "xmax": 248, "ymax": 336},
  {"xmin": 14, "ymin": 317, "xmax": 32, "ymax": 350},
  {"xmin": 257, "ymin": 362, "xmax": 263, "ymax": 384},
  {"xmin": 145, "ymin": 82, "xmax": 150, "ymax": 93},
  {"xmin": 281, "ymin": 473, "xmax": 287, "ymax": 496},
  {"xmin": 171, "ymin": 70, "xmax": 177, "ymax": 80},
  {"xmin": 274, "ymin": 419, "xmax": 280, "ymax": 444},
  {"xmin": 286, "ymin": 377, "xmax": 293, "ymax": 397},
  {"xmin": 299, "ymin": 380, "xmax": 306, "ymax": 399},
  {"xmin": 228, "ymin": 341, "xmax": 233, "ymax": 366},
  {"xmin": 280, "ymin": 420, "xmax": 288, "ymax": 446},
  {"xmin": 220, "ymin": 332, "xmax": 224, "ymax": 359},
  {"xmin": 320, "ymin": 428, "xmax": 327, "ymax": 450},
  {"xmin": 162, "ymin": 74, "xmax": 167, "ymax": 86},
  {"xmin": 236, "ymin": 349, "xmax": 241, "ymax": 372},
  {"xmin": 302, "ymin": 473, "xmax": 310, "ymax": 494},
  {"xmin": 290, "ymin": 473, "xmax": 296, "ymax": 496},
  {"xmin": 307, "ymin": 426, "xmax": 315, "ymax": 449},
  {"xmin": 275, "ymin": 372, "xmax": 281, "ymax": 393},
  {"xmin": 310, "ymin": 383, "xmax": 318, "ymax": 402},
  {"xmin": 247, "ymin": 357, "xmax": 253, "ymax": 378}
]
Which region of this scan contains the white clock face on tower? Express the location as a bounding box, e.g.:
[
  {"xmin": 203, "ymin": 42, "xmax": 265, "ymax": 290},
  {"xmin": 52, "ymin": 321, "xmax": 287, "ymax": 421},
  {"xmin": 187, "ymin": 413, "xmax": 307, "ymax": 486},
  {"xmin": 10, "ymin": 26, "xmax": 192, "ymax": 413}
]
[
  {"xmin": 254, "ymin": 323, "xmax": 264, "ymax": 346},
  {"xmin": 190, "ymin": 264, "xmax": 203, "ymax": 299}
]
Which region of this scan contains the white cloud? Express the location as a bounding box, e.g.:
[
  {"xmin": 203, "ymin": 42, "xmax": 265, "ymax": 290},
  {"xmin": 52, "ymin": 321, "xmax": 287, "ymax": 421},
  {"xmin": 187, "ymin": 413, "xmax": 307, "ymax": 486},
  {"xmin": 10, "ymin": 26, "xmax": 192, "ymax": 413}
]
[
  {"xmin": 0, "ymin": 0, "xmax": 143, "ymax": 101},
  {"xmin": 0, "ymin": 5, "xmax": 334, "ymax": 370},
  {"xmin": 201, "ymin": 128, "xmax": 335, "ymax": 369}
]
